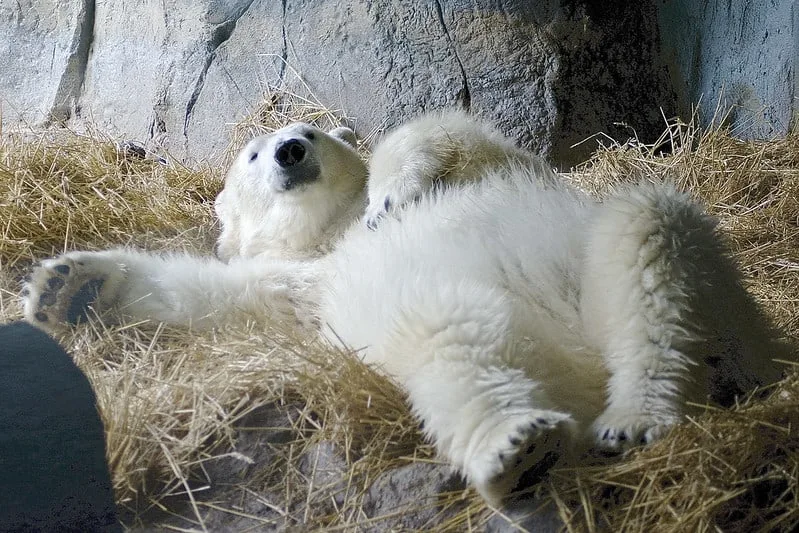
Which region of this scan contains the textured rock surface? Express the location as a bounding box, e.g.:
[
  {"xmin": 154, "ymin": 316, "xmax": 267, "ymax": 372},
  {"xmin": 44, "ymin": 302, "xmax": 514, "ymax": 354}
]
[
  {"xmin": 3, "ymin": 2, "xmax": 796, "ymax": 167},
  {"xmin": 2, "ymin": 0, "xmax": 682, "ymax": 168},
  {"xmin": 262, "ymin": 0, "xmax": 676, "ymax": 167},
  {"xmin": 485, "ymin": 497, "xmax": 564, "ymax": 533},
  {"xmin": 0, "ymin": 1, "xmax": 91, "ymax": 124},
  {"xmin": 125, "ymin": 402, "xmax": 301, "ymax": 531},
  {"xmin": 361, "ymin": 462, "xmax": 466, "ymax": 531},
  {"xmin": 659, "ymin": 0, "xmax": 798, "ymax": 138},
  {"xmin": 126, "ymin": 405, "xmax": 474, "ymax": 531}
]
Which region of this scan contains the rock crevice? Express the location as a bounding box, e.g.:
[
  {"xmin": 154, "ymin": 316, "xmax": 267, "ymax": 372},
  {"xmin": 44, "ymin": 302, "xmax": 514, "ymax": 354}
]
[
  {"xmin": 183, "ymin": 0, "xmax": 256, "ymax": 143},
  {"xmin": 433, "ymin": 0, "xmax": 471, "ymax": 110},
  {"xmin": 48, "ymin": 0, "xmax": 95, "ymax": 123}
]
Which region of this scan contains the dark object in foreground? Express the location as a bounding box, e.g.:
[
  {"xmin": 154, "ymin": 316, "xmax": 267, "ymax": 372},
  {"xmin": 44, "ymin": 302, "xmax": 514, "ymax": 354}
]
[{"xmin": 0, "ymin": 321, "xmax": 119, "ymax": 532}]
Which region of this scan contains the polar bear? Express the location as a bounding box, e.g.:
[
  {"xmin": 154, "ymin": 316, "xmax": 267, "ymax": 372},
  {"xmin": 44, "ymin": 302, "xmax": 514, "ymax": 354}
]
[{"xmin": 22, "ymin": 110, "xmax": 787, "ymax": 506}]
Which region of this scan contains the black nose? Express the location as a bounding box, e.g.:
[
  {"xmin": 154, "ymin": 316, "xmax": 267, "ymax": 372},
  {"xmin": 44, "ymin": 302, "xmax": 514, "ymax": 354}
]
[{"xmin": 275, "ymin": 140, "xmax": 306, "ymax": 167}]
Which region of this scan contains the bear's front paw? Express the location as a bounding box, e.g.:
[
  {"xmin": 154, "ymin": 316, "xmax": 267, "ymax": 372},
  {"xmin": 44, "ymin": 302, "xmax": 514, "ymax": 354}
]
[
  {"xmin": 468, "ymin": 410, "xmax": 575, "ymax": 506},
  {"xmin": 22, "ymin": 252, "xmax": 125, "ymax": 331},
  {"xmin": 364, "ymin": 189, "xmax": 423, "ymax": 231},
  {"xmin": 592, "ymin": 408, "xmax": 679, "ymax": 452},
  {"xmin": 365, "ymin": 196, "xmax": 392, "ymax": 231}
]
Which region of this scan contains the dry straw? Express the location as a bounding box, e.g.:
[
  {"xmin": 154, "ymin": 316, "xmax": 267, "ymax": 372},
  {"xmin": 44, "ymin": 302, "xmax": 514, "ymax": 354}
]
[{"xmin": 0, "ymin": 97, "xmax": 796, "ymax": 531}]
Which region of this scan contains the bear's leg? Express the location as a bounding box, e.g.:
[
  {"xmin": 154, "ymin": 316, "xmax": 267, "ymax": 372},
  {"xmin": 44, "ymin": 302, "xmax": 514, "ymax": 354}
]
[
  {"xmin": 404, "ymin": 359, "xmax": 575, "ymax": 507},
  {"xmin": 24, "ymin": 249, "xmax": 318, "ymax": 332},
  {"xmin": 367, "ymin": 279, "xmax": 576, "ymax": 505},
  {"xmin": 581, "ymin": 182, "xmax": 786, "ymax": 451},
  {"xmin": 364, "ymin": 110, "xmax": 476, "ymax": 229}
]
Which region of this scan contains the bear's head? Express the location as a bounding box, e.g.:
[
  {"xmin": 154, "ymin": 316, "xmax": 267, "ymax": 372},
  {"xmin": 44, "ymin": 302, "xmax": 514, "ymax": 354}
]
[{"xmin": 215, "ymin": 123, "xmax": 367, "ymax": 261}]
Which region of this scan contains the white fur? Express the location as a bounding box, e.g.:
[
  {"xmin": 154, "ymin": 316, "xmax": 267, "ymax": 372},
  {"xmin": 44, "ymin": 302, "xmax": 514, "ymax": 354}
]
[
  {"xmin": 215, "ymin": 123, "xmax": 367, "ymax": 261},
  {"xmin": 23, "ymin": 110, "xmax": 787, "ymax": 506},
  {"xmin": 364, "ymin": 109, "xmax": 558, "ymax": 228}
]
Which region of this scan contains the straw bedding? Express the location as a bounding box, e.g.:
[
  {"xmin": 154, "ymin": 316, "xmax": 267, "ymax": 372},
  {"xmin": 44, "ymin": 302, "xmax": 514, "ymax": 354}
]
[{"xmin": 1, "ymin": 100, "xmax": 797, "ymax": 531}]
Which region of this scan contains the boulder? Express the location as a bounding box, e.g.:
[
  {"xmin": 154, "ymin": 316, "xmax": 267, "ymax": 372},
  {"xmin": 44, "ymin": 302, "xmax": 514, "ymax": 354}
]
[
  {"xmin": 1, "ymin": 0, "xmax": 685, "ymax": 168},
  {"xmin": 0, "ymin": 0, "xmax": 91, "ymax": 124},
  {"xmin": 361, "ymin": 462, "xmax": 466, "ymax": 531}
]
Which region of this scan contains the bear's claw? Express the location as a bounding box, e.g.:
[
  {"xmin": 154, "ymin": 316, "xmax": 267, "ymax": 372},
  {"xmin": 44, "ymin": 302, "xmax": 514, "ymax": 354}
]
[
  {"xmin": 365, "ymin": 192, "xmax": 425, "ymax": 230},
  {"xmin": 592, "ymin": 408, "xmax": 677, "ymax": 452}
]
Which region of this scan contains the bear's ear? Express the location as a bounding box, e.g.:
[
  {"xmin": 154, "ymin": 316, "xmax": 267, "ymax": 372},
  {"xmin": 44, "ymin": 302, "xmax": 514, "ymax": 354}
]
[{"xmin": 329, "ymin": 126, "xmax": 357, "ymax": 148}]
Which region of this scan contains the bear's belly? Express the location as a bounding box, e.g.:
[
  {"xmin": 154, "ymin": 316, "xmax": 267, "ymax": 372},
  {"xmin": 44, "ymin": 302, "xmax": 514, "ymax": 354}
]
[{"xmin": 319, "ymin": 176, "xmax": 594, "ymax": 370}]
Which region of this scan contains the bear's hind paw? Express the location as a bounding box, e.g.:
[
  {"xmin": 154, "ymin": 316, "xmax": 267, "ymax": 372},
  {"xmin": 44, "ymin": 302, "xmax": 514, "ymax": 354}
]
[
  {"xmin": 592, "ymin": 409, "xmax": 678, "ymax": 453},
  {"xmin": 469, "ymin": 410, "xmax": 575, "ymax": 506}
]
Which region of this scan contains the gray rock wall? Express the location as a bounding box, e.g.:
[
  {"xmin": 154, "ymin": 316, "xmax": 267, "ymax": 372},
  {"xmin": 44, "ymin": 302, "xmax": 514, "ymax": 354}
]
[
  {"xmin": 0, "ymin": 1, "xmax": 795, "ymax": 165},
  {"xmin": 1, "ymin": 0, "xmax": 676, "ymax": 168},
  {"xmin": 659, "ymin": 0, "xmax": 797, "ymax": 137},
  {"xmin": 1, "ymin": 1, "xmax": 90, "ymax": 125}
]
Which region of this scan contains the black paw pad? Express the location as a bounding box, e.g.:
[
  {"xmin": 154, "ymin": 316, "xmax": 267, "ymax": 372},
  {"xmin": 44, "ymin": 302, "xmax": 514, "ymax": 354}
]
[
  {"xmin": 66, "ymin": 278, "xmax": 105, "ymax": 324},
  {"xmin": 39, "ymin": 292, "xmax": 57, "ymax": 306},
  {"xmin": 47, "ymin": 277, "xmax": 65, "ymax": 290},
  {"xmin": 512, "ymin": 450, "xmax": 561, "ymax": 494}
]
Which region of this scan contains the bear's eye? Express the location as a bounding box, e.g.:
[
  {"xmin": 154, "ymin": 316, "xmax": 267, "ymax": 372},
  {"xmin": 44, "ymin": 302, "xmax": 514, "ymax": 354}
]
[
  {"xmin": 249, "ymin": 152, "xmax": 258, "ymax": 162},
  {"xmin": 306, "ymin": 132, "xmax": 316, "ymax": 140}
]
